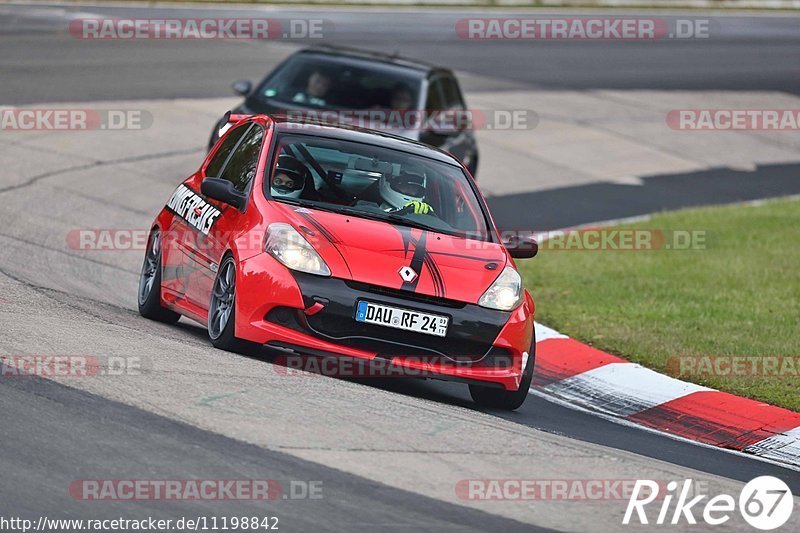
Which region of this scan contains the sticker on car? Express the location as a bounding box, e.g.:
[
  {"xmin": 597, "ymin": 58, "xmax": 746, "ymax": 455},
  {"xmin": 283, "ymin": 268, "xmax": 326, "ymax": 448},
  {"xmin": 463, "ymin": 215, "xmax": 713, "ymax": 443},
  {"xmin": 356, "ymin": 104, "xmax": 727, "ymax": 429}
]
[{"xmin": 166, "ymin": 184, "xmax": 221, "ymax": 236}]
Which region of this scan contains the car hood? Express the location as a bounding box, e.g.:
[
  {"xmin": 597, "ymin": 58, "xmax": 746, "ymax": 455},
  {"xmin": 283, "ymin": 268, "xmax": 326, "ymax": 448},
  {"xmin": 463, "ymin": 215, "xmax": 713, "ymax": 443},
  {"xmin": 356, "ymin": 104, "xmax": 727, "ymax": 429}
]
[{"xmin": 273, "ymin": 203, "xmax": 507, "ymax": 304}]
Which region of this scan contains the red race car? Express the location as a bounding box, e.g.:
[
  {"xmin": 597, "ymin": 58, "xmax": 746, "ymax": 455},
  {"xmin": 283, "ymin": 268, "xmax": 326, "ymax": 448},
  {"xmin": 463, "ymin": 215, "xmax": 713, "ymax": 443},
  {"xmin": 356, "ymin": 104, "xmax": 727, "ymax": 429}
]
[{"xmin": 138, "ymin": 115, "xmax": 538, "ymax": 409}]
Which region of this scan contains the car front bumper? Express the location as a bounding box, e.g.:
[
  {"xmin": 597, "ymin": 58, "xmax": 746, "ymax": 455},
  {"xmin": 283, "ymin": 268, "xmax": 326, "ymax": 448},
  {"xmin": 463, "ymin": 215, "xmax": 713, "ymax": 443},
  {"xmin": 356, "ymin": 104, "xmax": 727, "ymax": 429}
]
[{"xmin": 235, "ymin": 253, "xmax": 534, "ymax": 391}]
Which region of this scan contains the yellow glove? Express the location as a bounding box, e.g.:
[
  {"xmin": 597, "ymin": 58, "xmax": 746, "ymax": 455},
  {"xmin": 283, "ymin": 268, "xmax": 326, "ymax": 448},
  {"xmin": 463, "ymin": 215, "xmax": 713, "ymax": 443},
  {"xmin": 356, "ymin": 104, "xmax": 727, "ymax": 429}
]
[{"xmin": 403, "ymin": 200, "xmax": 435, "ymax": 215}]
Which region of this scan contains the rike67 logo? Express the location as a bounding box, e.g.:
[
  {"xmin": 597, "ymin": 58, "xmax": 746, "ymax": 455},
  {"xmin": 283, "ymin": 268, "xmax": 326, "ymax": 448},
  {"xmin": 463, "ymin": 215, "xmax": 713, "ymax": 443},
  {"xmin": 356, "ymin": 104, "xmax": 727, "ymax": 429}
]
[{"xmin": 624, "ymin": 476, "xmax": 793, "ymax": 529}]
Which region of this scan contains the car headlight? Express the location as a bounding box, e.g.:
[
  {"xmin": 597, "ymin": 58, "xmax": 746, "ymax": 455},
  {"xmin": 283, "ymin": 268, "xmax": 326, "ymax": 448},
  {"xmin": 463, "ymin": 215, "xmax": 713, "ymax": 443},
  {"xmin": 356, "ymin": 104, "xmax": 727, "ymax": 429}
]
[
  {"xmin": 478, "ymin": 266, "xmax": 522, "ymax": 311},
  {"xmin": 265, "ymin": 223, "xmax": 331, "ymax": 276}
]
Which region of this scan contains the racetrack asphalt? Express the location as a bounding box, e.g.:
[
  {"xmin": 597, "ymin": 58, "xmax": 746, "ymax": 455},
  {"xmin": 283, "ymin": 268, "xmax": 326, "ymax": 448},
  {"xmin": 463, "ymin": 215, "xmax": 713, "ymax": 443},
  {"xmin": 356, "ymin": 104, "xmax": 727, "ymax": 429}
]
[
  {"xmin": 0, "ymin": 374, "xmax": 543, "ymax": 532},
  {"xmin": 1, "ymin": 3, "xmax": 799, "ymax": 531},
  {"xmin": 2, "ymin": 3, "xmax": 799, "ymax": 103}
]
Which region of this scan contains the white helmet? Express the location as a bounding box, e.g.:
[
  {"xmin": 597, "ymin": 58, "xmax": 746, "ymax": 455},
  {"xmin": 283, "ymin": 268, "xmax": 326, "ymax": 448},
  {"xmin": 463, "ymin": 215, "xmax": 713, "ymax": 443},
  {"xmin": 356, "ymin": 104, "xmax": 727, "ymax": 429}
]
[
  {"xmin": 271, "ymin": 155, "xmax": 308, "ymax": 199},
  {"xmin": 379, "ymin": 171, "xmax": 426, "ymax": 210}
]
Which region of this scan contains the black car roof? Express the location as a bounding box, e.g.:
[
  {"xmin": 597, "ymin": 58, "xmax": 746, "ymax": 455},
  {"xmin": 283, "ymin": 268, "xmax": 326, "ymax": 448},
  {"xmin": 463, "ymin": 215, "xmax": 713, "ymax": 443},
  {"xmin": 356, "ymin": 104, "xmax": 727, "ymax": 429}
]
[
  {"xmin": 297, "ymin": 45, "xmax": 448, "ymax": 76},
  {"xmin": 268, "ymin": 116, "xmax": 460, "ymax": 166}
]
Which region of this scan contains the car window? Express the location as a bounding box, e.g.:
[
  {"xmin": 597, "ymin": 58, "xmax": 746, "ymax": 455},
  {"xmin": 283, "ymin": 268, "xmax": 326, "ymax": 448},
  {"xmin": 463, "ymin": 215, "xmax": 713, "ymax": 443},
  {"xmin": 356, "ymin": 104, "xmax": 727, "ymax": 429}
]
[
  {"xmin": 426, "ymin": 79, "xmax": 445, "ymax": 111},
  {"xmin": 267, "ymin": 135, "xmax": 491, "ymax": 241},
  {"xmin": 220, "ymin": 124, "xmax": 264, "ymax": 192},
  {"xmin": 255, "ymin": 54, "xmax": 421, "ymax": 110},
  {"xmin": 441, "ymin": 76, "xmax": 465, "ymax": 110},
  {"xmin": 206, "ymin": 124, "xmax": 249, "ymax": 178}
]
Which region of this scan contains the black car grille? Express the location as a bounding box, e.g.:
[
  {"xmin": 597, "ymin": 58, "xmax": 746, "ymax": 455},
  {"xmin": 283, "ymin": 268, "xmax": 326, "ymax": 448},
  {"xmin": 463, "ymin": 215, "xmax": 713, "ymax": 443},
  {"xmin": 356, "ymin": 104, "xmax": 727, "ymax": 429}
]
[
  {"xmin": 264, "ymin": 273, "xmax": 512, "ymax": 363},
  {"xmin": 266, "ymin": 304, "xmax": 513, "ymax": 366}
]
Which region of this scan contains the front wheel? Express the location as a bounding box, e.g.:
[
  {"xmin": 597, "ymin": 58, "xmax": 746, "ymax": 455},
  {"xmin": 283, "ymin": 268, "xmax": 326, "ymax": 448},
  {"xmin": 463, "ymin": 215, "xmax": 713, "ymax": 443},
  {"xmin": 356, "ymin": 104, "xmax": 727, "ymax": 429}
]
[
  {"xmin": 469, "ymin": 342, "xmax": 535, "ymax": 411},
  {"xmin": 208, "ymin": 255, "xmax": 258, "ymax": 353}
]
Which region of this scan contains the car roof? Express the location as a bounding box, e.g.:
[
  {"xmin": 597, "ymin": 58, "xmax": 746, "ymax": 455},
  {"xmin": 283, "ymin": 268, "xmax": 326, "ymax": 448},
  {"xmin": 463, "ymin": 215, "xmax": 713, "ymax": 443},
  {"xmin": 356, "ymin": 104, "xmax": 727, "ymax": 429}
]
[
  {"xmin": 297, "ymin": 45, "xmax": 448, "ymax": 76},
  {"xmin": 265, "ymin": 115, "xmax": 461, "ymax": 166}
]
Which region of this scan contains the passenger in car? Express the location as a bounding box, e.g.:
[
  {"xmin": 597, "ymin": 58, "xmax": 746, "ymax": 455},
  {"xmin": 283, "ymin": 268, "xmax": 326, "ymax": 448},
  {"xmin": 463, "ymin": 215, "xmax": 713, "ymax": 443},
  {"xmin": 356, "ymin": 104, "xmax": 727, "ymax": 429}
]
[
  {"xmin": 390, "ymin": 82, "xmax": 414, "ymax": 111},
  {"xmin": 292, "ymin": 69, "xmax": 333, "ymax": 107}
]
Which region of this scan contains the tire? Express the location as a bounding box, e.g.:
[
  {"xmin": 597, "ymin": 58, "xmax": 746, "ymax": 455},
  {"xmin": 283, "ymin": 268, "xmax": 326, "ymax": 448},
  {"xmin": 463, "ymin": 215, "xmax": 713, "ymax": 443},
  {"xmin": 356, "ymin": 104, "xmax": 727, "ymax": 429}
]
[
  {"xmin": 469, "ymin": 340, "xmax": 535, "ymax": 411},
  {"xmin": 208, "ymin": 254, "xmax": 258, "ymax": 353},
  {"xmin": 138, "ymin": 229, "xmax": 181, "ymax": 323}
]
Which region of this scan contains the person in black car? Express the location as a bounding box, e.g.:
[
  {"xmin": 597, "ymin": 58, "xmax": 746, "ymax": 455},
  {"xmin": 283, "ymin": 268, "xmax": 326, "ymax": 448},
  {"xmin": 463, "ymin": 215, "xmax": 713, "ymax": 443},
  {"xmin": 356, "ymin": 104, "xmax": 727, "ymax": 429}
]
[
  {"xmin": 210, "ymin": 47, "xmax": 479, "ymax": 178},
  {"xmin": 292, "ymin": 69, "xmax": 333, "ymax": 107}
]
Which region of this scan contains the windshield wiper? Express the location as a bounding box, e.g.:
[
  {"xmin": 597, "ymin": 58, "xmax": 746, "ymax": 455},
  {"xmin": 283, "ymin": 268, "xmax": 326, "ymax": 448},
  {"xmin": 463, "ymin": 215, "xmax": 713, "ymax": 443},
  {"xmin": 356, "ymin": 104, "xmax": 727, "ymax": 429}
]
[
  {"xmin": 275, "ymin": 197, "xmax": 344, "ymax": 216},
  {"xmin": 333, "ymin": 206, "xmax": 445, "ymax": 234}
]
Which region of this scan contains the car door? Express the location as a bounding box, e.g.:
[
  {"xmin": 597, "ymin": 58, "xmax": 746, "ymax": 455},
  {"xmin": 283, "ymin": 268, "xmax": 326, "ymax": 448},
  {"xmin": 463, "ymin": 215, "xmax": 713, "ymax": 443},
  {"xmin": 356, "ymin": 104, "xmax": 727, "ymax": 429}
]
[
  {"xmin": 160, "ymin": 124, "xmax": 249, "ymax": 305},
  {"xmin": 419, "ymin": 75, "xmax": 471, "ymax": 163},
  {"xmin": 183, "ymin": 122, "xmax": 265, "ymax": 312},
  {"xmin": 440, "ymin": 74, "xmax": 477, "ymax": 172}
]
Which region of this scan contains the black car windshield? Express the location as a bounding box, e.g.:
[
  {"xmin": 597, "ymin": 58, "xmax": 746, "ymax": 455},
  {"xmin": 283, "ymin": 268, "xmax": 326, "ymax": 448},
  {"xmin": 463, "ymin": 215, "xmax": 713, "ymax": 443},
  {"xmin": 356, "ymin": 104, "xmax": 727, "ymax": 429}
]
[
  {"xmin": 266, "ymin": 135, "xmax": 491, "ymax": 241},
  {"xmin": 254, "ymin": 54, "xmax": 422, "ymax": 111}
]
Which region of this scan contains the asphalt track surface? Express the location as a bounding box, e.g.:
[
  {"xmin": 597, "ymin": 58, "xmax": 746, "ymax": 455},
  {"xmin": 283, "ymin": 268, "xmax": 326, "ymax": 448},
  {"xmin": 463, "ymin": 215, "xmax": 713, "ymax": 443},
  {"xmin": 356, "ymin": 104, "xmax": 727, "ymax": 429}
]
[
  {"xmin": 1, "ymin": 3, "xmax": 800, "ymax": 531},
  {"xmin": 1, "ymin": 375, "xmax": 542, "ymax": 532},
  {"xmin": 2, "ymin": 3, "xmax": 800, "ymax": 230},
  {"xmin": 2, "ymin": 4, "xmax": 799, "ymax": 103}
]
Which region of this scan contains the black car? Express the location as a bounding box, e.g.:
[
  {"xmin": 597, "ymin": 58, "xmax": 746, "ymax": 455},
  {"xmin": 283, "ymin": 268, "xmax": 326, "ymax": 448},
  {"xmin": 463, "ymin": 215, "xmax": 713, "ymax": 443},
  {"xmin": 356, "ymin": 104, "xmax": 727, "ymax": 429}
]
[{"xmin": 209, "ymin": 45, "xmax": 479, "ymax": 177}]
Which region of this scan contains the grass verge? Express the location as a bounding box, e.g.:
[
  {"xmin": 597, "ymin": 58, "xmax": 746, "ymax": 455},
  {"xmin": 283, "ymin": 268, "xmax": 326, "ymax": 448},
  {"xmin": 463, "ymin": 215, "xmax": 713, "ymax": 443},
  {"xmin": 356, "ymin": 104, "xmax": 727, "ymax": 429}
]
[{"xmin": 518, "ymin": 198, "xmax": 800, "ymax": 411}]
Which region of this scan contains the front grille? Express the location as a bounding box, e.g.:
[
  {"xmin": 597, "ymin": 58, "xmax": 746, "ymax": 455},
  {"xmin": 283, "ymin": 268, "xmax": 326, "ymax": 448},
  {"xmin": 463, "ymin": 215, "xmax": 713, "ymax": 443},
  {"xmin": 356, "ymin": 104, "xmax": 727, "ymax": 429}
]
[
  {"xmin": 265, "ymin": 307, "xmax": 512, "ymax": 368},
  {"xmin": 266, "ymin": 305, "xmax": 510, "ymax": 363},
  {"xmin": 266, "ymin": 273, "xmax": 511, "ymax": 363}
]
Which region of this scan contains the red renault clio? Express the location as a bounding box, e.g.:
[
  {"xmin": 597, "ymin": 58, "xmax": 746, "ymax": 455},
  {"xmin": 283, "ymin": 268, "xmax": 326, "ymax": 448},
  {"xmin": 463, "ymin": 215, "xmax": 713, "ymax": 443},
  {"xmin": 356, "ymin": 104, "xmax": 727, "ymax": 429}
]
[{"xmin": 138, "ymin": 115, "xmax": 537, "ymax": 409}]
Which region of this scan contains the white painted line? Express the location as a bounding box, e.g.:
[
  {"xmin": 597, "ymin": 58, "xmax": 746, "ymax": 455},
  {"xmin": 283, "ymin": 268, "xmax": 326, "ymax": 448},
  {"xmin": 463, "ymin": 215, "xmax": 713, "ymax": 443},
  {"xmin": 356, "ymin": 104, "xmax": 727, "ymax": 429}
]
[
  {"xmin": 745, "ymin": 426, "xmax": 800, "ymax": 465},
  {"xmin": 534, "ymin": 321, "xmax": 568, "ymax": 343},
  {"xmin": 542, "ymin": 362, "xmax": 713, "ymax": 418}
]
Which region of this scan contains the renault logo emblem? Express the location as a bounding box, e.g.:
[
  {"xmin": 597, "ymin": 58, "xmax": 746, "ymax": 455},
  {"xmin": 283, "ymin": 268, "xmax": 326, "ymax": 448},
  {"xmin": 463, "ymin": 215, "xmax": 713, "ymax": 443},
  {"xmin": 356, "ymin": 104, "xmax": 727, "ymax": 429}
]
[{"xmin": 399, "ymin": 266, "xmax": 417, "ymax": 283}]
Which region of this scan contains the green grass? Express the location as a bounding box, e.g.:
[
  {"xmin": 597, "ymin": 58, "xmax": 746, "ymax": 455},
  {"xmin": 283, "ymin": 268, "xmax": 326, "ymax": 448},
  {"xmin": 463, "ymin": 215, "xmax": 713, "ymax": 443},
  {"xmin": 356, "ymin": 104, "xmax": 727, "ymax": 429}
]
[{"xmin": 518, "ymin": 198, "xmax": 800, "ymax": 411}]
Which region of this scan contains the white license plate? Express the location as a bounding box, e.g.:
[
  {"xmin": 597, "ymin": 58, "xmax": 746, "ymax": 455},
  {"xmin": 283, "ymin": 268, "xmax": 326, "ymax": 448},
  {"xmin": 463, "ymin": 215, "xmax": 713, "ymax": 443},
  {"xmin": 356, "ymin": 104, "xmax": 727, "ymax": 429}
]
[{"xmin": 355, "ymin": 301, "xmax": 449, "ymax": 337}]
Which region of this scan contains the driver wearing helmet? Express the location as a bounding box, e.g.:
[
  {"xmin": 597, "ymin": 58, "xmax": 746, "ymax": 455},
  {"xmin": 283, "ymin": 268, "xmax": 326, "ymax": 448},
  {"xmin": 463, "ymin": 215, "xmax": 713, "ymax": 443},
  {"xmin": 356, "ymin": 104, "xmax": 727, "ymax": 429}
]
[
  {"xmin": 378, "ymin": 171, "xmax": 435, "ymax": 215},
  {"xmin": 270, "ymin": 155, "xmax": 309, "ymax": 199}
]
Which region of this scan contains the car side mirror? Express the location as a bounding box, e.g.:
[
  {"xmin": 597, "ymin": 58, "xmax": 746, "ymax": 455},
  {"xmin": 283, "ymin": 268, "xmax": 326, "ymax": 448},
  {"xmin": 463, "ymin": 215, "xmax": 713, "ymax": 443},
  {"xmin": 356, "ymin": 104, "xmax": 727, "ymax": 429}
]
[
  {"xmin": 232, "ymin": 80, "xmax": 252, "ymax": 96},
  {"xmin": 503, "ymin": 234, "xmax": 538, "ymax": 259},
  {"xmin": 201, "ymin": 177, "xmax": 247, "ymax": 210}
]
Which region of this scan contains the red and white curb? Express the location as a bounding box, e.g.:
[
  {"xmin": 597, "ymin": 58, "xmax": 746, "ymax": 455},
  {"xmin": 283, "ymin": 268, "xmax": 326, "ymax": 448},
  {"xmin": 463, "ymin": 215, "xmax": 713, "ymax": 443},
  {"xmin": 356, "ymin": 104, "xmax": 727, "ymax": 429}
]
[{"xmin": 531, "ymin": 322, "xmax": 800, "ymax": 469}]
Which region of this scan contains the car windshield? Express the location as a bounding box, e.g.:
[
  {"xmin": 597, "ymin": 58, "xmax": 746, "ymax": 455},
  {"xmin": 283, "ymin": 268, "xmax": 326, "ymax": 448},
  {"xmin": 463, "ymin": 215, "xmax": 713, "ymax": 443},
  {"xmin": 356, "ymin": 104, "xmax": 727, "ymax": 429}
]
[
  {"xmin": 266, "ymin": 134, "xmax": 492, "ymax": 241},
  {"xmin": 254, "ymin": 54, "xmax": 422, "ymax": 111}
]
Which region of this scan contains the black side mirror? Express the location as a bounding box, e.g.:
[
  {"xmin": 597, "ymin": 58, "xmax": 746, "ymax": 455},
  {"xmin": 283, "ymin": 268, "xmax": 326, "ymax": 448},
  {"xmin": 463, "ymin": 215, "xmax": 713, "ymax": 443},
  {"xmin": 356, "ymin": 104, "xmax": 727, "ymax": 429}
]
[
  {"xmin": 232, "ymin": 80, "xmax": 252, "ymax": 96},
  {"xmin": 201, "ymin": 178, "xmax": 247, "ymax": 210},
  {"xmin": 503, "ymin": 235, "xmax": 538, "ymax": 259}
]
